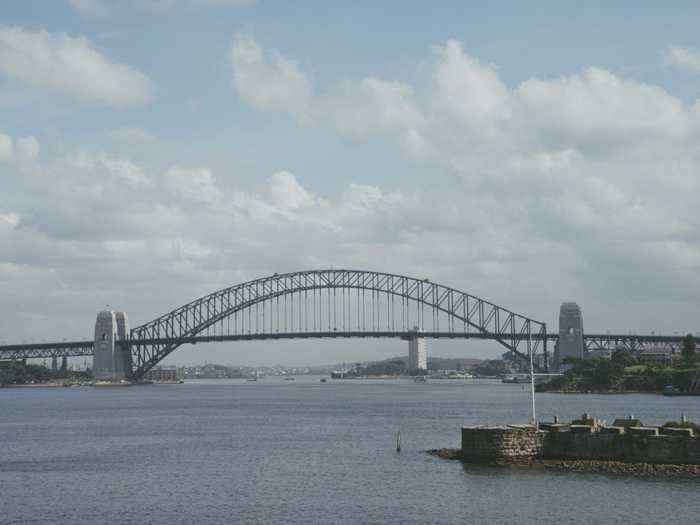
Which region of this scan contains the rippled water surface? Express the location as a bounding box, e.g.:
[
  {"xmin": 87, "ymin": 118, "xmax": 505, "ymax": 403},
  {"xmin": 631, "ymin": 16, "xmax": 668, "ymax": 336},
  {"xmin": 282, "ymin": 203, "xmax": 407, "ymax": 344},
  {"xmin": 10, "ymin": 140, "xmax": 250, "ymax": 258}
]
[{"xmin": 1, "ymin": 377, "xmax": 699, "ymax": 524}]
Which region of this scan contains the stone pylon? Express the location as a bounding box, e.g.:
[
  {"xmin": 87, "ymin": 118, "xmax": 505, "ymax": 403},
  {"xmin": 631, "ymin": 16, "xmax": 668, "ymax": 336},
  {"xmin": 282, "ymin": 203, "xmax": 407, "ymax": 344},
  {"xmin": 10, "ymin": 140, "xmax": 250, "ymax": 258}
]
[{"xmin": 93, "ymin": 311, "xmax": 131, "ymax": 381}]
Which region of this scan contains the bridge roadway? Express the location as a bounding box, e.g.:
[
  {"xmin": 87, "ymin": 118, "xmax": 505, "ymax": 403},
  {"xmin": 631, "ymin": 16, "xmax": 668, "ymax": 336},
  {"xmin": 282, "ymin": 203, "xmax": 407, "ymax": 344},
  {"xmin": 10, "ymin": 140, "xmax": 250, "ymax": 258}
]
[{"xmin": 0, "ymin": 331, "xmax": 688, "ymax": 360}]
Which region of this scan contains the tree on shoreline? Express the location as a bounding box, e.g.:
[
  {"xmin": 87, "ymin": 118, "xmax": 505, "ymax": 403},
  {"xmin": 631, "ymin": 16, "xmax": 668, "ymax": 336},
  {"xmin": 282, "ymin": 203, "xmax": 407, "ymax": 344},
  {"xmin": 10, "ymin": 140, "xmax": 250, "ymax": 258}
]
[
  {"xmin": 611, "ymin": 348, "xmax": 636, "ymax": 367},
  {"xmin": 0, "ymin": 362, "xmax": 92, "ymax": 386},
  {"xmin": 681, "ymin": 334, "xmax": 697, "ymax": 367},
  {"xmin": 548, "ymin": 357, "xmax": 624, "ymax": 391}
]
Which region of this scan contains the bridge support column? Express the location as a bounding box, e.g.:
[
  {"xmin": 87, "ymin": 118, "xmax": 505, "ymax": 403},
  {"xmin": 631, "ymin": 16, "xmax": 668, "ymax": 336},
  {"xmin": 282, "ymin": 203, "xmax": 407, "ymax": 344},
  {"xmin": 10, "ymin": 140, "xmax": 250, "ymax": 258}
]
[
  {"xmin": 93, "ymin": 310, "xmax": 131, "ymax": 381},
  {"xmin": 556, "ymin": 303, "xmax": 584, "ymax": 370},
  {"xmin": 407, "ymin": 326, "xmax": 427, "ymax": 373}
]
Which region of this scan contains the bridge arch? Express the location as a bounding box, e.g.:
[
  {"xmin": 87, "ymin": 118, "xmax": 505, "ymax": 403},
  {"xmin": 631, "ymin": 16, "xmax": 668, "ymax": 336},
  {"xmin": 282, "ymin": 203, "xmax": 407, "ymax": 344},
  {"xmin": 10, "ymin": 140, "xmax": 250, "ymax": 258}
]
[{"xmin": 128, "ymin": 269, "xmax": 547, "ymax": 379}]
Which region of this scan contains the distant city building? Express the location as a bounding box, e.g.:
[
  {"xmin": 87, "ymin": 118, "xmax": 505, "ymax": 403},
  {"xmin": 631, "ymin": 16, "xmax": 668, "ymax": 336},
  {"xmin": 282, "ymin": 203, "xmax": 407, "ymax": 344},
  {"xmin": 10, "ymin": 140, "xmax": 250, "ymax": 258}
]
[
  {"xmin": 556, "ymin": 302, "xmax": 585, "ymax": 369},
  {"xmin": 407, "ymin": 327, "xmax": 427, "ymax": 371},
  {"xmin": 143, "ymin": 366, "xmax": 180, "ymax": 382},
  {"xmin": 638, "ymin": 347, "xmax": 676, "ymax": 366}
]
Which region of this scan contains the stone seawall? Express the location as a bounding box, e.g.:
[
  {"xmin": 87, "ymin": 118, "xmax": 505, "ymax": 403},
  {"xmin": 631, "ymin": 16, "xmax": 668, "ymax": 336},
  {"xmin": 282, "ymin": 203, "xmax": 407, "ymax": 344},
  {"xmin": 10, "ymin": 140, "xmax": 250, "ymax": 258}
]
[
  {"xmin": 461, "ymin": 421, "xmax": 700, "ymax": 465},
  {"xmin": 461, "ymin": 425, "xmax": 543, "ymax": 460},
  {"xmin": 541, "ymin": 432, "xmax": 700, "ymax": 464}
]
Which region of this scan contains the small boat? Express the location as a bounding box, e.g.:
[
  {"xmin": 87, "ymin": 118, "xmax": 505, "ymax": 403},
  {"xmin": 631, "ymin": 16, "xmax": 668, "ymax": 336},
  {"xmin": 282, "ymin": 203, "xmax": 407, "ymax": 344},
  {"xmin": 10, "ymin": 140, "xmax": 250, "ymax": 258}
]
[
  {"xmin": 247, "ymin": 371, "xmax": 263, "ymax": 382},
  {"xmin": 662, "ymin": 385, "xmax": 700, "ymax": 396},
  {"xmin": 284, "ymin": 377, "xmax": 295, "ymax": 381},
  {"xmin": 413, "ymin": 376, "xmax": 427, "ymax": 383},
  {"xmin": 431, "ymin": 372, "xmax": 474, "ymax": 380},
  {"xmin": 320, "ymin": 378, "xmax": 327, "ymax": 383},
  {"xmin": 502, "ymin": 374, "xmax": 531, "ymax": 384}
]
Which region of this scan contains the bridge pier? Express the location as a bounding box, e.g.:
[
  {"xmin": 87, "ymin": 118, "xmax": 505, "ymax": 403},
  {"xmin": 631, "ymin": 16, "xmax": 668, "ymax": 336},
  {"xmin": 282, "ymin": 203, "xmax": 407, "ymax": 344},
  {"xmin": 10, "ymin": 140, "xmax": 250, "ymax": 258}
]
[
  {"xmin": 93, "ymin": 311, "xmax": 131, "ymax": 381},
  {"xmin": 407, "ymin": 327, "xmax": 427, "ymax": 373},
  {"xmin": 555, "ymin": 303, "xmax": 585, "ymax": 370}
]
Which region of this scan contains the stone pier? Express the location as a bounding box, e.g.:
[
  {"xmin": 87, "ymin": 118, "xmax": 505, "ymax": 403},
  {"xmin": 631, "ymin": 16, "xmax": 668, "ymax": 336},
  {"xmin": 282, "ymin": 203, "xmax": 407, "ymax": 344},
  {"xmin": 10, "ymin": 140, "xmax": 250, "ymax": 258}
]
[
  {"xmin": 461, "ymin": 425, "xmax": 543, "ymax": 460},
  {"xmin": 93, "ymin": 310, "xmax": 131, "ymax": 381},
  {"xmin": 407, "ymin": 326, "xmax": 427, "ymax": 372},
  {"xmin": 461, "ymin": 415, "xmax": 700, "ymax": 464}
]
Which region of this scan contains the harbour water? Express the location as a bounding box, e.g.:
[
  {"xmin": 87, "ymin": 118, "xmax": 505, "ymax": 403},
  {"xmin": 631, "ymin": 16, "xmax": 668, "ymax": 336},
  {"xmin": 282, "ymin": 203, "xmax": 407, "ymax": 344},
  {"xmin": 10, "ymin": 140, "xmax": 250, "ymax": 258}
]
[{"xmin": 1, "ymin": 377, "xmax": 699, "ymax": 524}]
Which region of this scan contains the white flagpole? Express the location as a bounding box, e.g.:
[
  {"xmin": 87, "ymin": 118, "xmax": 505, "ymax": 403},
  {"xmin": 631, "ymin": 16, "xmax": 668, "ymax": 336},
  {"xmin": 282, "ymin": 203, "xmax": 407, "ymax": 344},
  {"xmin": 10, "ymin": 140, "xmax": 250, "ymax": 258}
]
[{"xmin": 529, "ymin": 334, "xmax": 536, "ymax": 427}]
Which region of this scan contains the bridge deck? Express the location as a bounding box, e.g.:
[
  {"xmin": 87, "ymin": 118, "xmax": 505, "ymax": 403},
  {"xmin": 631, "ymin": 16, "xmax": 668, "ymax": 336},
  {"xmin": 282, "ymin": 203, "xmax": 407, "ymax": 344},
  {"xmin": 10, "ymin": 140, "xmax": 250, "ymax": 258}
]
[{"xmin": 0, "ymin": 332, "xmax": 689, "ymax": 360}]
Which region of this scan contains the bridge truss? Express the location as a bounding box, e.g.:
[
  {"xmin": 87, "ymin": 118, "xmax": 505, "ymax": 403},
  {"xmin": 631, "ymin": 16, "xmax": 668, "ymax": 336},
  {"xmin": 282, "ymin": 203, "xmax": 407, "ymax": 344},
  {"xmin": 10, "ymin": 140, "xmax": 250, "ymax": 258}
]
[
  {"xmin": 582, "ymin": 334, "xmax": 690, "ymax": 353},
  {"xmin": 0, "ymin": 341, "xmax": 94, "ymax": 360},
  {"xmin": 128, "ymin": 270, "xmax": 548, "ymax": 379}
]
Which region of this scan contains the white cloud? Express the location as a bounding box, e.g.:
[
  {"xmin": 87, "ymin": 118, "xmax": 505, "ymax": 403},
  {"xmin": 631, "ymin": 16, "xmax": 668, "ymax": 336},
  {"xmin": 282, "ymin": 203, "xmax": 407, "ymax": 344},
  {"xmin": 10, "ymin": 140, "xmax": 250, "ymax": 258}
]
[
  {"xmin": 72, "ymin": 152, "xmax": 150, "ymax": 188},
  {"xmin": 137, "ymin": 0, "xmax": 252, "ymax": 13},
  {"xmin": 0, "ymin": 132, "xmax": 40, "ymax": 162},
  {"xmin": 267, "ymin": 171, "xmax": 314, "ymax": 210},
  {"xmin": 231, "ymin": 34, "xmax": 313, "ymax": 120},
  {"xmin": 665, "ymin": 46, "xmax": 700, "ymax": 73},
  {"xmin": 231, "ymin": 34, "xmax": 424, "ymax": 139},
  {"xmin": 0, "ymin": 212, "xmax": 20, "ymax": 235},
  {"xmin": 0, "ymin": 27, "xmax": 152, "ymax": 106},
  {"xmin": 342, "ymin": 184, "xmax": 385, "ymax": 210},
  {"xmin": 230, "ymin": 36, "xmax": 700, "ymax": 322},
  {"xmin": 68, "ymin": 0, "xmax": 109, "ymax": 18},
  {"xmin": 0, "ymin": 132, "xmax": 12, "ymax": 161},
  {"xmin": 1, "ymin": 143, "xmax": 454, "ymax": 341},
  {"xmin": 166, "ymin": 166, "xmax": 222, "ymax": 203},
  {"xmin": 104, "ymin": 238, "xmax": 211, "ymax": 259},
  {"xmin": 15, "ymin": 136, "xmax": 40, "ymax": 161},
  {"xmin": 430, "ymin": 40, "xmax": 512, "ymax": 124},
  {"xmin": 201, "ymin": 0, "xmax": 252, "ymax": 5},
  {"xmin": 98, "ymin": 155, "xmax": 150, "ymax": 187},
  {"xmin": 106, "ymin": 127, "xmax": 160, "ymax": 151},
  {"xmin": 518, "ymin": 67, "xmax": 690, "ymax": 144},
  {"xmin": 2, "ymin": 37, "xmax": 700, "ymax": 360},
  {"xmin": 0, "ymin": 131, "xmax": 696, "ymax": 354},
  {"xmin": 328, "ymin": 78, "xmax": 423, "ymax": 137}
]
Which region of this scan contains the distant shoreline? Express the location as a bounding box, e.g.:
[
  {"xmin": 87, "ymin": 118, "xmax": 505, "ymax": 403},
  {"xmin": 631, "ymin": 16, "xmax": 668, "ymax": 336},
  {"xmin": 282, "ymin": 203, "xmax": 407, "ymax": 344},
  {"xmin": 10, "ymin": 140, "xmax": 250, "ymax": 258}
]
[
  {"xmin": 0, "ymin": 382, "xmax": 79, "ymax": 389},
  {"xmin": 541, "ymin": 390, "xmax": 657, "ymax": 395},
  {"xmin": 0, "ymin": 380, "xmax": 182, "ymax": 388}
]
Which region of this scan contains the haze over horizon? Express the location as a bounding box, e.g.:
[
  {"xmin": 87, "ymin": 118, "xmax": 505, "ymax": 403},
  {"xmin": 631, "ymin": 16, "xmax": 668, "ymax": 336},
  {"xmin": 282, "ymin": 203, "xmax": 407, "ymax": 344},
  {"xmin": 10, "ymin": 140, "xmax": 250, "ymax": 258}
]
[{"xmin": 1, "ymin": 1, "xmax": 699, "ymax": 367}]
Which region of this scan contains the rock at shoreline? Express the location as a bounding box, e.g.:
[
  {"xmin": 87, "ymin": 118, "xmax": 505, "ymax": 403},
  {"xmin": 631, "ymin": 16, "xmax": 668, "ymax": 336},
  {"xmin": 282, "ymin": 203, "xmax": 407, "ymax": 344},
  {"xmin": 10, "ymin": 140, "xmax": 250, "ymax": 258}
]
[
  {"xmin": 426, "ymin": 449, "xmax": 700, "ymax": 479},
  {"xmin": 427, "ymin": 448, "xmax": 462, "ymax": 460},
  {"xmin": 538, "ymin": 459, "xmax": 700, "ymax": 479}
]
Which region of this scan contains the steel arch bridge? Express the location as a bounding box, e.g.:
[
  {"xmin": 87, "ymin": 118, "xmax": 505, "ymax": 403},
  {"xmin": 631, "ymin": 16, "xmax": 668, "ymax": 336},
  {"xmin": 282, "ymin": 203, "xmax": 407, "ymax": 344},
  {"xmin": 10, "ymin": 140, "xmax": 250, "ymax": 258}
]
[
  {"xmin": 127, "ymin": 269, "xmax": 548, "ymax": 379},
  {"xmin": 0, "ymin": 269, "xmax": 549, "ymax": 380}
]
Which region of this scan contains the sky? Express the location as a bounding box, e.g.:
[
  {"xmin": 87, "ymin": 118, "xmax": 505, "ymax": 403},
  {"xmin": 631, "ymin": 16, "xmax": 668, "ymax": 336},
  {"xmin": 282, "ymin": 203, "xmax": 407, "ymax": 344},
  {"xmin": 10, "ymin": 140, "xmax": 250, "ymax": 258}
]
[{"xmin": 0, "ymin": 1, "xmax": 699, "ymax": 366}]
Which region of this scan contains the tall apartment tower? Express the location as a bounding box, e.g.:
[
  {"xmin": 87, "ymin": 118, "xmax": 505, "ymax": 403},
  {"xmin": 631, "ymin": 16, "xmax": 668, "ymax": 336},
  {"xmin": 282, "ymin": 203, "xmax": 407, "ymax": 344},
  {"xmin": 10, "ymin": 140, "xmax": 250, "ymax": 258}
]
[
  {"xmin": 556, "ymin": 302, "xmax": 585, "ymax": 369},
  {"xmin": 407, "ymin": 327, "xmax": 427, "ymax": 372},
  {"xmin": 93, "ymin": 310, "xmax": 131, "ymax": 381}
]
